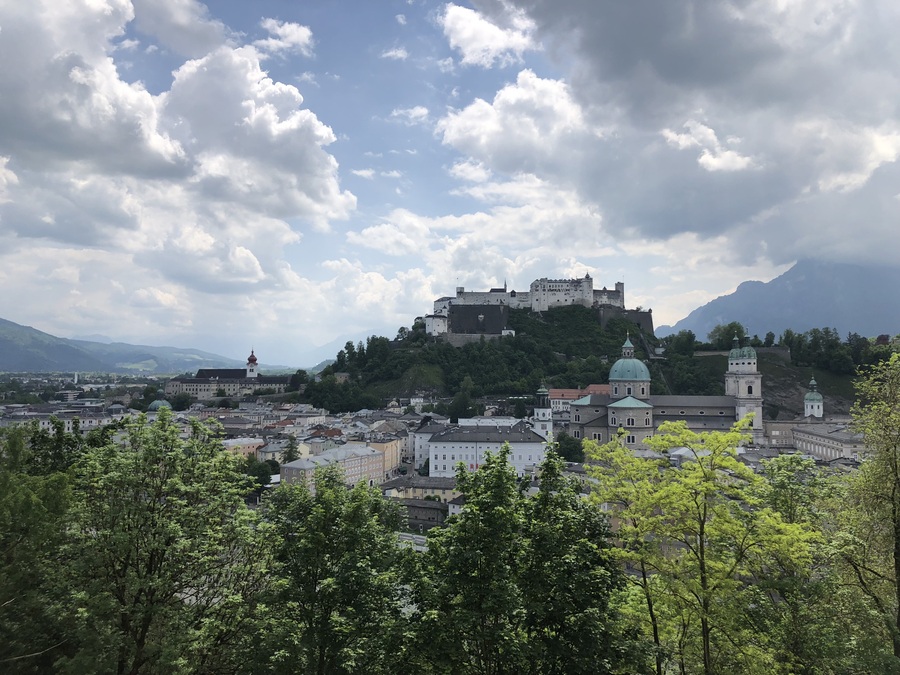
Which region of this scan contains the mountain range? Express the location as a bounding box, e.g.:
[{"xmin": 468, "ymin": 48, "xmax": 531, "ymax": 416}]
[
  {"xmin": 0, "ymin": 317, "xmax": 248, "ymax": 374},
  {"xmin": 656, "ymin": 259, "xmax": 900, "ymax": 341}
]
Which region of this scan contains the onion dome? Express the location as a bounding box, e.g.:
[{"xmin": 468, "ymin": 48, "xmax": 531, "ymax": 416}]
[
  {"xmin": 247, "ymin": 350, "xmax": 258, "ymax": 364},
  {"xmin": 804, "ymin": 377, "xmax": 824, "ymax": 403},
  {"xmin": 728, "ymin": 335, "xmax": 757, "ymax": 360}
]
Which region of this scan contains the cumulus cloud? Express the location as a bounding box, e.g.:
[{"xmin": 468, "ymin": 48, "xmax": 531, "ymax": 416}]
[
  {"xmin": 132, "ymin": 0, "xmax": 230, "ymax": 57},
  {"xmin": 437, "ymin": 70, "xmax": 598, "ymax": 175},
  {"xmin": 254, "ymin": 18, "xmax": 314, "ymax": 56},
  {"xmin": 441, "ymin": 0, "xmax": 900, "ymax": 269},
  {"xmin": 0, "ymin": 0, "xmax": 357, "ymax": 357},
  {"xmin": 440, "ymin": 2, "xmax": 538, "ymax": 68}
]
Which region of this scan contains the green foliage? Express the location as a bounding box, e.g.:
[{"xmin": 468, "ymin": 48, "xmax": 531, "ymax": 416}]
[
  {"xmin": 280, "ymin": 435, "xmax": 300, "ymax": 464},
  {"xmin": 0, "ymin": 426, "xmax": 72, "ymax": 671},
  {"xmin": 841, "ymin": 353, "xmax": 900, "ymax": 660},
  {"xmin": 259, "ymin": 467, "xmax": 411, "ymax": 674},
  {"xmin": 588, "ymin": 420, "xmax": 816, "ymax": 674},
  {"xmin": 706, "ymin": 322, "xmax": 748, "ymax": 349},
  {"xmin": 553, "ymin": 431, "xmax": 584, "ymax": 463},
  {"xmin": 58, "ymin": 410, "xmax": 273, "ymax": 674},
  {"xmin": 305, "ymin": 308, "xmax": 651, "ymax": 411},
  {"xmin": 412, "ymin": 447, "xmax": 638, "ymax": 674}
]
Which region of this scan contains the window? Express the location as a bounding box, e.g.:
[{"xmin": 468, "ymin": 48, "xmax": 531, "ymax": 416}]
[
  {"xmin": 574, "ymin": 414, "xmax": 580, "ymax": 422},
  {"xmin": 641, "ymin": 386, "xmax": 646, "ymax": 396},
  {"xmin": 747, "ymin": 385, "xmax": 753, "ymax": 395},
  {"xmin": 613, "ymin": 385, "xmax": 618, "ymax": 395},
  {"xmin": 645, "ymin": 418, "xmax": 651, "ymax": 426},
  {"xmin": 592, "ymin": 432, "xmax": 602, "ymax": 441},
  {"xmin": 626, "ymin": 435, "xmax": 636, "ymax": 444},
  {"xmin": 626, "ymin": 386, "xmax": 633, "ymax": 396},
  {"xmin": 573, "ymin": 430, "xmax": 580, "ymax": 439},
  {"xmin": 626, "ymin": 417, "xmax": 635, "ymax": 427},
  {"xmin": 610, "ymin": 416, "xmax": 617, "ymax": 426}
]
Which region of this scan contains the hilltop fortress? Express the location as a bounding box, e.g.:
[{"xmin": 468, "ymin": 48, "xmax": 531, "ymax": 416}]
[{"xmin": 425, "ymin": 274, "xmax": 654, "ymax": 344}]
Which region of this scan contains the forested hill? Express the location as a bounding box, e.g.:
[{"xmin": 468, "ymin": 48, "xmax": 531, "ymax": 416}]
[
  {"xmin": 302, "ymin": 306, "xmax": 872, "ymax": 417},
  {"xmin": 303, "ymin": 306, "xmax": 649, "ymax": 411}
]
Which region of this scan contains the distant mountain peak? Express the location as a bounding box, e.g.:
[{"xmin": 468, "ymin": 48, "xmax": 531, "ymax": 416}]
[{"xmin": 658, "ymin": 260, "xmax": 900, "ymax": 339}]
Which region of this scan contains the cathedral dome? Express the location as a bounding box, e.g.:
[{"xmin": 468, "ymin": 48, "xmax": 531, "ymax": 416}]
[{"xmin": 609, "ymin": 337, "xmax": 651, "ymax": 382}]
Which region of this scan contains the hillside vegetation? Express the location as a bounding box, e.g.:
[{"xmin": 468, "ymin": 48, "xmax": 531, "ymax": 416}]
[{"xmin": 301, "ymin": 307, "xmax": 876, "ymax": 415}]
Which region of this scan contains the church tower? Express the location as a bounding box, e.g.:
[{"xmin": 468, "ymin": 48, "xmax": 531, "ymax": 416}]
[
  {"xmin": 724, "ymin": 336, "xmax": 764, "ymax": 443},
  {"xmin": 246, "ymin": 350, "xmax": 259, "ymax": 378},
  {"xmin": 804, "ymin": 377, "xmax": 824, "ymax": 418},
  {"xmin": 532, "ymin": 384, "xmax": 553, "ymax": 440}
]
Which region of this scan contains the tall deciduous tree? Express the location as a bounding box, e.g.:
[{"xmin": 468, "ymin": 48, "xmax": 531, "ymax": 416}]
[
  {"xmin": 59, "ymin": 410, "xmax": 273, "ymax": 675},
  {"xmin": 643, "ymin": 419, "xmax": 813, "ymax": 674},
  {"xmin": 259, "ymin": 466, "xmax": 411, "ymax": 675},
  {"xmin": 844, "ymin": 352, "xmax": 900, "ymax": 660}
]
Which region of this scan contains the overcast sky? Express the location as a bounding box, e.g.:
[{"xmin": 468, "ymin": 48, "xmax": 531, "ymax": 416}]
[{"xmin": 1, "ymin": 0, "xmax": 897, "ymax": 366}]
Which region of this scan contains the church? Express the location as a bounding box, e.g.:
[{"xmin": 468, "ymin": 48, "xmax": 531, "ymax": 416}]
[
  {"xmin": 568, "ymin": 337, "xmax": 764, "ymax": 449},
  {"xmin": 164, "ymin": 351, "xmax": 290, "ymax": 400}
]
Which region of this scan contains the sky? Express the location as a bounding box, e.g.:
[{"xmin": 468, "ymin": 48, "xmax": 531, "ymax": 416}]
[{"xmin": 1, "ymin": 0, "xmax": 898, "ymax": 367}]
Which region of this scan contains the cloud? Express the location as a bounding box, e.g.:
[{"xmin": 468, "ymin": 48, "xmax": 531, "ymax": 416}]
[
  {"xmin": 381, "ymin": 47, "xmax": 409, "ymax": 60},
  {"xmin": 131, "ymin": 0, "xmax": 230, "ymax": 57},
  {"xmin": 391, "ymin": 105, "xmax": 430, "ymax": 125},
  {"xmin": 396, "ymin": 14, "xmax": 407, "ymax": 25},
  {"xmin": 352, "ymin": 169, "xmax": 375, "ymax": 179},
  {"xmin": 254, "ymin": 18, "xmax": 314, "ymax": 56},
  {"xmin": 434, "ymin": 0, "xmax": 900, "ymax": 269},
  {"xmin": 662, "ymin": 120, "xmax": 755, "ymax": 172},
  {"xmin": 437, "ymin": 70, "xmax": 598, "ymax": 176},
  {"xmin": 449, "ymin": 160, "xmax": 492, "ymax": 182},
  {"xmin": 440, "ymin": 2, "xmax": 538, "ymax": 68}
]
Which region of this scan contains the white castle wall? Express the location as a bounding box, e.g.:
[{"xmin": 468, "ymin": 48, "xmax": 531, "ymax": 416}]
[{"xmin": 427, "ymin": 276, "xmax": 626, "ymax": 336}]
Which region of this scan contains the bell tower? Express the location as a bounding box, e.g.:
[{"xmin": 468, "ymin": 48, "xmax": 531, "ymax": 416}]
[{"xmin": 724, "ymin": 336, "xmax": 763, "ymax": 443}]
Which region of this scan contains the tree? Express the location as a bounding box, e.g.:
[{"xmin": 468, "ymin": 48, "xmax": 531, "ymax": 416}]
[
  {"xmin": 58, "ymin": 410, "xmax": 273, "ymax": 674},
  {"xmin": 843, "ymin": 353, "xmax": 900, "ymax": 660},
  {"xmin": 666, "ymin": 330, "xmax": 696, "ymax": 357},
  {"xmin": 707, "ymin": 322, "xmax": 747, "ymax": 350},
  {"xmin": 413, "ymin": 447, "xmax": 636, "ymax": 674},
  {"xmin": 281, "ymin": 435, "xmax": 300, "ymax": 464},
  {"xmin": 554, "ymin": 431, "xmax": 584, "ymax": 463},
  {"xmin": 0, "ymin": 426, "xmax": 72, "ymax": 671},
  {"xmin": 590, "ymin": 420, "xmax": 814, "ymax": 674},
  {"xmin": 641, "ymin": 419, "xmax": 813, "ymax": 674},
  {"xmin": 587, "ymin": 429, "xmax": 669, "ymax": 675},
  {"xmin": 259, "ymin": 466, "xmax": 412, "ymax": 674},
  {"xmin": 170, "ymin": 391, "xmax": 193, "ymax": 411}
]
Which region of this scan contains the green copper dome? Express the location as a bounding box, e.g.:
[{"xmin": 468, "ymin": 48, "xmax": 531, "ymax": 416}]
[
  {"xmin": 609, "ymin": 337, "xmax": 650, "ymax": 382},
  {"xmin": 728, "ymin": 335, "xmax": 757, "ymax": 360},
  {"xmin": 804, "ymin": 378, "xmax": 824, "ymax": 403}
]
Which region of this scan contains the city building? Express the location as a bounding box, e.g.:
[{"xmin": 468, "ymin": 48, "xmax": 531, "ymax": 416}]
[
  {"xmin": 165, "ymin": 351, "xmax": 290, "ymax": 400},
  {"xmin": 569, "ymin": 336, "xmax": 765, "ymax": 451}
]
